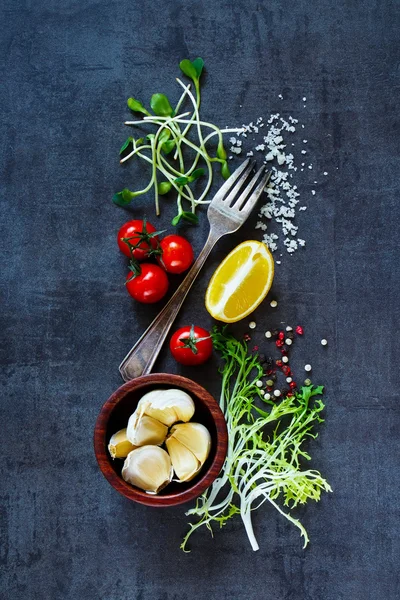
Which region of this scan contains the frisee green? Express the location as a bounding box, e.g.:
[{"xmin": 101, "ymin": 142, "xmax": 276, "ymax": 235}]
[
  {"xmin": 181, "ymin": 328, "xmax": 332, "ymax": 552},
  {"xmin": 114, "ymin": 58, "xmax": 243, "ymax": 225}
]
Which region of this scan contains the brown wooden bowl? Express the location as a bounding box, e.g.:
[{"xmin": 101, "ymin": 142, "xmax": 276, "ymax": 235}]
[{"xmin": 94, "ymin": 373, "xmax": 228, "ymax": 507}]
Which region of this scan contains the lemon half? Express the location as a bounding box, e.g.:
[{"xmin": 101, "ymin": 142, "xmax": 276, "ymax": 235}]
[{"xmin": 205, "ymin": 240, "xmax": 274, "ymax": 323}]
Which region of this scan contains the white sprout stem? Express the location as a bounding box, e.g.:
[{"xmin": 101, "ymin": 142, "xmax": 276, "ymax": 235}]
[
  {"xmin": 173, "ymin": 79, "xmax": 200, "ymax": 159},
  {"xmin": 124, "ymin": 111, "xmax": 191, "ymax": 126},
  {"xmin": 174, "ymin": 83, "xmax": 192, "ymax": 114},
  {"xmin": 150, "ymin": 137, "xmax": 159, "ymax": 215},
  {"xmin": 154, "ymin": 132, "xmax": 198, "ymax": 211},
  {"xmin": 176, "ymin": 78, "xmax": 205, "ymax": 148},
  {"xmin": 120, "ymin": 144, "xmax": 152, "ymax": 164},
  {"xmin": 172, "ymin": 82, "xmax": 194, "ymax": 159}
]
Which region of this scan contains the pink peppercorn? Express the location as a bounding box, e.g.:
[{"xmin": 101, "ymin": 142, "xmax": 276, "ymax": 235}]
[{"xmin": 296, "ymin": 325, "xmax": 304, "ymax": 335}]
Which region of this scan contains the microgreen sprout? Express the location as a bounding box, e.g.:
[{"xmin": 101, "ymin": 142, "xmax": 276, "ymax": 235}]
[
  {"xmin": 181, "ymin": 328, "xmax": 332, "ymax": 552},
  {"xmin": 114, "ymin": 59, "xmax": 243, "ymax": 225}
]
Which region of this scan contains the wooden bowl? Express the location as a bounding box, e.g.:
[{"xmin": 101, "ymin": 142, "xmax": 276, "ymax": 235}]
[{"xmin": 94, "ymin": 373, "xmax": 228, "ymax": 506}]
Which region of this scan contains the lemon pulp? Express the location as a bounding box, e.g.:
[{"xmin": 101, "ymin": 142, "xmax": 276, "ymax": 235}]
[{"xmin": 205, "ymin": 241, "xmax": 274, "ymax": 323}]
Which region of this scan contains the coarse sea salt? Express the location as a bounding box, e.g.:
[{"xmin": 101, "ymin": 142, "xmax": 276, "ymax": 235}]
[{"xmin": 234, "ymin": 100, "xmax": 328, "ymax": 257}]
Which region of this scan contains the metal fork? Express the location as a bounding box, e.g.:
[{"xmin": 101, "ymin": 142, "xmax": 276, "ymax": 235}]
[{"xmin": 119, "ymin": 159, "xmax": 270, "ymax": 381}]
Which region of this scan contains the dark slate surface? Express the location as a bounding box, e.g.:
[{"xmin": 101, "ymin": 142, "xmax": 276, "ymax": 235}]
[{"xmin": 1, "ymin": 0, "xmax": 400, "ymax": 598}]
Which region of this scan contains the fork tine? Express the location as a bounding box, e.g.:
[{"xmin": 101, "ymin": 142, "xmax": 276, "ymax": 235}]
[
  {"xmin": 212, "ymin": 158, "xmax": 252, "ymax": 202},
  {"xmin": 234, "ymin": 166, "xmax": 270, "ymax": 213},
  {"xmin": 221, "ymin": 160, "xmax": 256, "ymax": 206}
]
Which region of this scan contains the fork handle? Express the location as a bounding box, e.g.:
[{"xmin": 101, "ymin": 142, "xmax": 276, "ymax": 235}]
[{"xmin": 119, "ymin": 229, "xmax": 221, "ymax": 381}]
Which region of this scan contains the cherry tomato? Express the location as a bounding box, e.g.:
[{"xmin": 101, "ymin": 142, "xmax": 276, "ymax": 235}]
[
  {"xmin": 117, "ymin": 219, "xmax": 160, "ymax": 260},
  {"xmin": 158, "ymin": 235, "xmax": 194, "ymax": 274},
  {"xmin": 126, "ymin": 264, "xmax": 169, "ymax": 304},
  {"xmin": 170, "ymin": 325, "xmax": 212, "ymax": 366}
]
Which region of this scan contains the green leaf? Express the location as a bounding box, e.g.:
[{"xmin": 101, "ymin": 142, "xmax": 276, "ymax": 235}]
[
  {"xmin": 127, "ymin": 97, "xmax": 150, "ymax": 116},
  {"xmin": 190, "ymin": 168, "xmax": 205, "ymax": 181},
  {"xmin": 310, "ymin": 385, "xmax": 324, "ymax": 397},
  {"xmin": 171, "ymin": 211, "xmax": 199, "ymax": 226},
  {"xmin": 158, "ymin": 129, "xmax": 171, "ymax": 145},
  {"xmin": 146, "ymin": 134, "xmax": 155, "ymax": 142},
  {"xmin": 150, "ymin": 93, "xmax": 174, "ymax": 117},
  {"xmin": 192, "ymin": 57, "xmax": 204, "ymax": 78},
  {"xmin": 171, "ymin": 214, "xmax": 182, "ymax": 226},
  {"xmin": 179, "ymin": 57, "xmax": 204, "ymax": 82},
  {"xmin": 179, "ymin": 59, "xmax": 198, "ymax": 81},
  {"xmin": 161, "ymin": 140, "xmax": 175, "ymax": 155},
  {"xmin": 221, "ymin": 161, "xmax": 231, "ymax": 180},
  {"xmin": 174, "ymin": 176, "xmax": 189, "ymax": 187},
  {"xmin": 120, "ymin": 137, "xmax": 134, "ymax": 155},
  {"xmin": 112, "ymin": 188, "xmax": 134, "ymax": 207},
  {"xmin": 217, "ymin": 140, "xmax": 227, "ymax": 161},
  {"xmin": 158, "ymin": 181, "xmax": 172, "ymax": 195},
  {"xmin": 174, "ymin": 168, "xmax": 205, "ymax": 187}
]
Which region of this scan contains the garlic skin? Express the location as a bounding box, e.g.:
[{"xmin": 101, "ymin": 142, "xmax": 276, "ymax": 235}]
[
  {"xmin": 126, "ymin": 409, "xmax": 168, "ymax": 447},
  {"xmin": 165, "ymin": 436, "xmax": 201, "ymax": 482},
  {"xmin": 108, "ymin": 428, "xmax": 135, "ymax": 459},
  {"xmin": 137, "ymin": 388, "xmax": 195, "ymax": 427},
  {"xmin": 122, "ymin": 446, "xmax": 172, "ymax": 493},
  {"xmin": 168, "ymin": 422, "xmax": 211, "ymax": 465}
]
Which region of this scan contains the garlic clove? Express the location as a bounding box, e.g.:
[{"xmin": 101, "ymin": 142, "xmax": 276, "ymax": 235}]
[
  {"xmin": 122, "ymin": 445, "xmax": 172, "ymax": 493},
  {"xmin": 168, "ymin": 422, "xmax": 211, "ymax": 465},
  {"xmin": 137, "ymin": 388, "xmax": 195, "ymax": 426},
  {"xmin": 126, "ymin": 407, "xmax": 168, "ymax": 447},
  {"xmin": 108, "ymin": 428, "xmax": 136, "ymax": 459},
  {"xmin": 165, "ymin": 436, "xmax": 201, "ymax": 482}
]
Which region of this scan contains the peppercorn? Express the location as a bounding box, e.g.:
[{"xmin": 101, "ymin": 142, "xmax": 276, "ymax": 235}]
[
  {"xmin": 296, "ymin": 325, "xmax": 304, "ymax": 335},
  {"xmin": 266, "ymin": 379, "xmax": 275, "ymax": 387},
  {"xmin": 271, "ymin": 329, "xmax": 279, "ymax": 337},
  {"xmin": 289, "ymin": 381, "xmax": 297, "ymax": 389},
  {"xmin": 276, "ymin": 339, "xmax": 284, "ymax": 348},
  {"xmin": 286, "ymin": 330, "xmax": 295, "ymax": 340},
  {"xmin": 276, "ymin": 359, "xmax": 283, "ymax": 368},
  {"xmin": 278, "ymin": 331, "xmax": 285, "ymax": 340}
]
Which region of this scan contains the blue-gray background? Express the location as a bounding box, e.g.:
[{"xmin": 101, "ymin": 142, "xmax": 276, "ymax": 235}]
[{"xmin": 1, "ymin": 0, "xmax": 399, "ymax": 598}]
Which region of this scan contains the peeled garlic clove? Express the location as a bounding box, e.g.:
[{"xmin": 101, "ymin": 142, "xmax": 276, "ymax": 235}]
[
  {"xmin": 108, "ymin": 428, "xmax": 135, "ymax": 459},
  {"xmin": 137, "ymin": 388, "xmax": 195, "ymax": 426},
  {"xmin": 168, "ymin": 422, "xmax": 211, "ymax": 465},
  {"xmin": 122, "ymin": 446, "xmax": 172, "ymax": 493},
  {"xmin": 165, "ymin": 436, "xmax": 201, "ymax": 482},
  {"xmin": 126, "ymin": 410, "xmax": 168, "ymax": 447}
]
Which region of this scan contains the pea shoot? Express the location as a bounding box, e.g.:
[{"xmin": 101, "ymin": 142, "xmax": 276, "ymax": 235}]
[{"xmin": 113, "ymin": 58, "xmax": 243, "ymax": 225}]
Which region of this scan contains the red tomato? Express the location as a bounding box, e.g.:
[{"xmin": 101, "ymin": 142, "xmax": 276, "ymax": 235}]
[
  {"xmin": 117, "ymin": 220, "xmax": 159, "ymax": 260},
  {"xmin": 126, "ymin": 264, "xmax": 169, "ymax": 304},
  {"xmin": 158, "ymin": 235, "xmax": 194, "ymax": 274},
  {"xmin": 170, "ymin": 325, "xmax": 212, "ymax": 366}
]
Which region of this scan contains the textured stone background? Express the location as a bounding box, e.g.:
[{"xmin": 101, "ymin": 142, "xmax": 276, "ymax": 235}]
[{"xmin": 1, "ymin": 0, "xmax": 400, "ymax": 598}]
